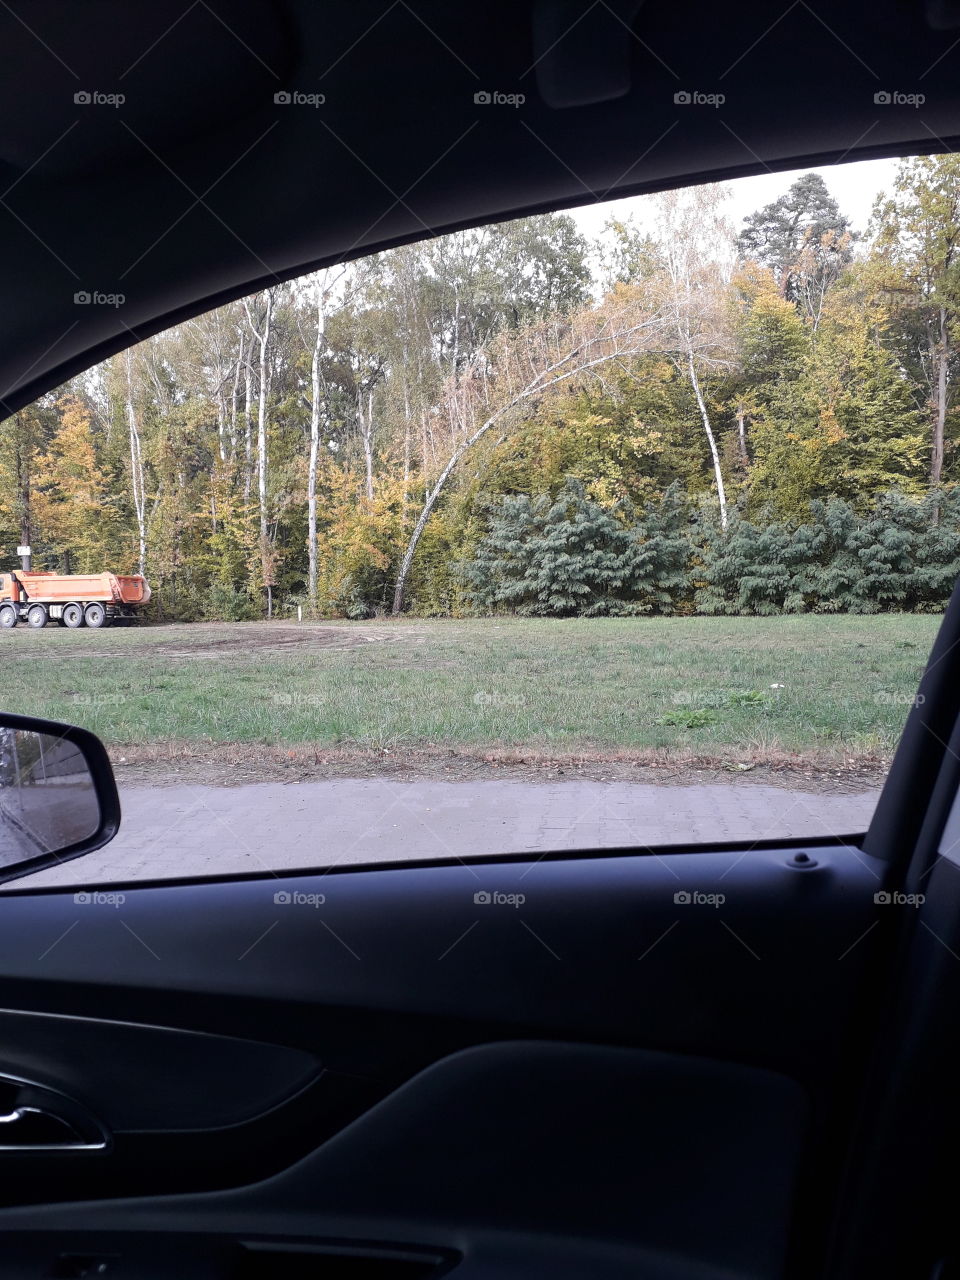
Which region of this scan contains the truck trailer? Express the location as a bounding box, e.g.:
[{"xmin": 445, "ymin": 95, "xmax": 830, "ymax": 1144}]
[{"xmin": 0, "ymin": 570, "xmax": 151, "ymax": 629}]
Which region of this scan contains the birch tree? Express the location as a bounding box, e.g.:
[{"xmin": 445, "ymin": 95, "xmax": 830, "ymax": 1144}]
[
  {"xmin": 124, "ymin": 349, "xmax": 147, "ymax": 574},
  {"xmin": 652, "ymin": 185, "xmax": 735, "ymax": 530},
  {"xmin": 243, "ymin": 289, "xmax": 276, "ymax": 614},
  {"xmin": 392, "ymin": 293, "xmax": 667, "ymax": 613},
  {"xmin": 874, "ymin": 155, "xmax": 960, "ymax": 490}
]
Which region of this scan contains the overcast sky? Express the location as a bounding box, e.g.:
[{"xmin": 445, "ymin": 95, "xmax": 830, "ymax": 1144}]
[{"xmin": 568, "ymin": 156, "xmax": 900, "ymax": 244}]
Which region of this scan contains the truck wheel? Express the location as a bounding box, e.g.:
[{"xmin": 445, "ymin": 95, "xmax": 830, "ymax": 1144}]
[
  {"xmin": 62, "ymin": 603, "xmax": 84, "ymax": 628},
  {"xmin": 0, "ymin": 604, "xmax": 17, "ymax": 628},
  {"xmin": 84, "ymin": 603, "xmax": 107, "ymax": 628},
  {"xmin": 26, "ymin": 605, "xmax": 47, "ymax": 629}
]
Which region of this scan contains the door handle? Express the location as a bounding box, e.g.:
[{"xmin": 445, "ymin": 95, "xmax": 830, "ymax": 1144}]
[{"xmin": 0, "ymin": 1075, "xmax": 108, "ymax": 1151}]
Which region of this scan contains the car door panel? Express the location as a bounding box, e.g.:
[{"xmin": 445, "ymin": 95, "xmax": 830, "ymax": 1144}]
[
  {"xmin": 0, "ymin": 839, "xmax": 885, "ymax": 1252},
  {"xmin": 0, "ymin": 844, "xmax": 885, "ymax": 1077},
  {"xmin": 0, "ymin": 1040, "xmax": 809, "ymax": 1280},
  {"xmin": 0, "ymin": 1009, "xmax": 321, "ymax": 1131}
]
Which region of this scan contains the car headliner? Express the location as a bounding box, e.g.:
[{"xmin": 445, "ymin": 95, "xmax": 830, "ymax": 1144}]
[{"xmin": 0, "ymin": 0, "xmax": 956, "ymax": 418}]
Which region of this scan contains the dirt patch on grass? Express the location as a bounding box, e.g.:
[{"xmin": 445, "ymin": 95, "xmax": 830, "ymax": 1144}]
[
  {"xmin": 49, "ymin": 622, "xmax": 424, "ymax": 660},
  {"xmin": 108, "ymin": 740, "xmax": 887, "ymax": 794}
]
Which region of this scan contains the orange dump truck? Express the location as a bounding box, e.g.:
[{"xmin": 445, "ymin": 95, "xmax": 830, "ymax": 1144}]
[{"xmin": 0, "ymin": 570, "xmax": 151, "ymax": 630}]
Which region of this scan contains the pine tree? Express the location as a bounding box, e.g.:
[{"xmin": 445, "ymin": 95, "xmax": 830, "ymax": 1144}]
[
  {"xmin": 32, "ymin": 396, "xmax": 118, "ymax": 572},
  {"xmin": 463, "ymin": 478, "xmax": 691, "ymax": 616}
]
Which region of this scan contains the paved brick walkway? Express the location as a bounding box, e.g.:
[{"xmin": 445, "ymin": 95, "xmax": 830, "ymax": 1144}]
[{"xmin": 5, "ymin": 779, "xmax": 879, "ymax": 889}]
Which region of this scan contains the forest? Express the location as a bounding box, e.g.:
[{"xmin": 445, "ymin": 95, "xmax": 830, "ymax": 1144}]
[{"xmin": 1, "ymin": 155, "xmax": 959, "ymax": 620}]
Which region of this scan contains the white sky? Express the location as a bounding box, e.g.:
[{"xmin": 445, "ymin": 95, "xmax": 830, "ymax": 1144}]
[{"xmin": 568, "ymin": 156, "xmax": 900, "ymax": 244}]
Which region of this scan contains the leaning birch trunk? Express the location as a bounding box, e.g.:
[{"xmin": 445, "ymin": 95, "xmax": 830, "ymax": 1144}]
[
  {"xmin": 391, "ymin": 310, "xmax": 665, "ymax": 614},
  {"xmin": 125, "ymin": 349, "xmax": 147, "ymax": 575},
  {"xmin": 687, "ymin": 351, "xmax": 728, "ymax": 531}
]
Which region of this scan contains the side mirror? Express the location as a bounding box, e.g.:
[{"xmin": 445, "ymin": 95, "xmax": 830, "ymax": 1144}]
[{"xmin": 0, "ymin": 713, "xmax": 120, "ymax": 884}]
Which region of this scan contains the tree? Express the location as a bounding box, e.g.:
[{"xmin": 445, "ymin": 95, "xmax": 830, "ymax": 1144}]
[
  {"xmin": 243, "ymin": 289, "xmax": 277, "ymax": 615},
  {"xmin": 0, "ymin": 400, "xmax": 52, "ymax": 556},
  {"xmin": 744, "ymin": 271, "xmax": 926, "ymax": 516},
  {"xmin": 390, "ymin": 288, "xmax": 669, "ymax": 613},
  {"xmin": 304, "ymin": 267, "xmax": 347, "ymax": 609},
  {"xmin": 651, "ymin": 184, "xmax": 734, "ymax": 528},
  {"xmin": 32, "ymin": 395, "xmax": 117, "ymax": 571},
  {"xmin": 737, "ymin": 172, "xmax": 853, "ymax": 313},
  {"xmin": 124, "ymin": 349, "xmax": 147, "ymax": 574},
  {"xmin": 873, "ymin": 155, "xmax": 960, "ymax": 488},
  {"xmin": 463, "ymin": 478, "xmax": 690, "ymax": 616}
]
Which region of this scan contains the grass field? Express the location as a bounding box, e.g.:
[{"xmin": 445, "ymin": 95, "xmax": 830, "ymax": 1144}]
[{"xmin": 0, "ymin": 615, "xmax": 940, "ymax": 775}]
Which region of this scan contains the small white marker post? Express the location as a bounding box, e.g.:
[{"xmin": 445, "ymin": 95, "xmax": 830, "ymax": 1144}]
[{"xmin": 297, "ymin": 605, "xmax": 302, "ymax": 623}]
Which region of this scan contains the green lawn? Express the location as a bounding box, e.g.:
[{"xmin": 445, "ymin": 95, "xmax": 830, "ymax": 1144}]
[{"xmin": 0, "ymin": 615, "xmax": 941, "ymax": 762}]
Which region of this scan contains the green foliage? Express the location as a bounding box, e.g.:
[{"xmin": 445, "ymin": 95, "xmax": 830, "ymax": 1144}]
[
  {"xmin": 202, "ymin": 583, "xmax": 261, "ymax": 622},
  {"xmin": 3, "ymin": 165, "xmax": 960, "ymax": 623},
  {"xmin": 696, "ymin": 489, "xmax": 960, "ymax": 615},
  {"xmin": 463, "ymin": 478, "xmax": 691, "ymax": 616},
  {"xmin": 659, "ymin": 708, "xmax": 718, "ymax": 728},
  {"xmin": 737, "ymin": 171, "xmax": 853, "ymax": 303}
]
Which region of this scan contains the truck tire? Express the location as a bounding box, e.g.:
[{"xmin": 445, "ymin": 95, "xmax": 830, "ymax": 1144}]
[
  {"xmin": 84, "ymin": 603, "xmax": 107, "ymax": 628},
  {"xmin": 62, "ymin": 603, "xmax": 84, "ymax": 628},
  {"xmin": 0, "ymin": 604, "xmax": 17, "ymax": 628},
  {"xmin": 26, "ymin": 605, "xmax": 47, "ymax": 629}
]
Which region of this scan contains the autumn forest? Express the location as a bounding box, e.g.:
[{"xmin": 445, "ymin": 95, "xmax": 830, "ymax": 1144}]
[{"xmin": 2, "ymin": 156, "xmax": 959, "ymax": 620}]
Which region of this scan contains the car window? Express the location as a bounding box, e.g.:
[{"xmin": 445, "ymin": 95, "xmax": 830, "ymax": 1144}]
[{"xmin": 0, "ymin": 155, "xmax": 948, "ymax": 887}]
